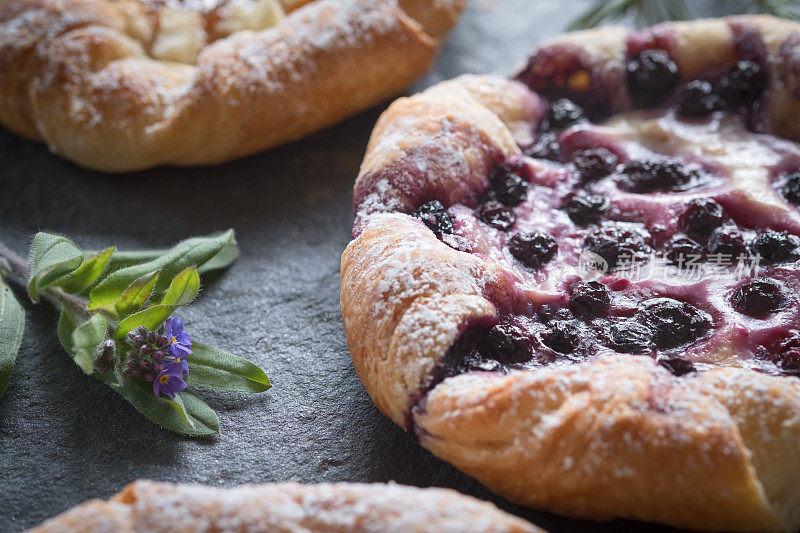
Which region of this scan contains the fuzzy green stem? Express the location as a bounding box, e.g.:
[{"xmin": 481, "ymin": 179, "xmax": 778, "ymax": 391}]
[{"xmin": 0, "ymin": 240, "xmax": 90, "ymax": 321}]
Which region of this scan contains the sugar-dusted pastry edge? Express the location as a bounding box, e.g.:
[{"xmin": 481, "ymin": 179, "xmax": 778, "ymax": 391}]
[
  {"xmin": 0, "ymin": 0, "xmax": 465, "ymax": 171},
  {"xmin": 28, "ymin": 480, "xmax": 542, "ymax": 533}
]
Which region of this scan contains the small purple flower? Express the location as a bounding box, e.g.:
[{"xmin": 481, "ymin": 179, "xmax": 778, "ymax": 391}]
[
  {"xmin": 153, "ymin": 366, "xmax": 188, "ymax": 398},
  {"xmin": 164, "ymin": 317, "xmax": 192, "ymax": 358},
  {"xmin": 124, "ymin": 316, "xmax": 193, "ymax": 395}
]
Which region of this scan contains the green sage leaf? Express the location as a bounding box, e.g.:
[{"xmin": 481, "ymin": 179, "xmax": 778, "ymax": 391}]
[
  {"xmin": 113, "ymin": 270, "xmax": 160, "ymax": 319},
  {"xmin": 115, "ymin": 305, "xmax": 174, "ymax": 342},
  {"xmin": 113, "ymin": 380, "xmax": 219, "ymax": 436},
  {"xmin": 57, "ymin": 247, "xmax": 114, "ymax": 294},
  {"xmin": 88, "ymin": 230, "xmax": 236, "ymax": 311},
  {"xmin": 57, "ymin": 309, "xmax": 79, "ymax": 354},
  {"xmin": 27, "ymin": 233, "xmax": 84, "ymax": 301},
  {"xmin": 96, "ymin": 237, "xmax": 238, "ymax": 276},
  {"xmin": 71, "ymin": 314, "xmax": 108, "ymax": 374},
  {"xmin": 186, "ymin": 342, "xmax": 270, "ymax": 393},
  {"xmin": 0, "ymin": 279, "xmax": 25, "ymax": 398},
  {"xmin": 159, "ymin": 267, "xmax": 200, "ymax": 307},
  {"xmin": 113, "ymin": 269, "xmax": 201, "ymax": 340}
]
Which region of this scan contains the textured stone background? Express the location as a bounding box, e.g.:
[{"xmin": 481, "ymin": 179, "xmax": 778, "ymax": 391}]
[{"xmin": 1, "ymin": 1, "xmax": 733, "ymax": 531}]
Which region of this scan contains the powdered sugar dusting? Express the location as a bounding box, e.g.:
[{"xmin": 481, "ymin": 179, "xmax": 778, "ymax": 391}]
[{"xmin": 33, "ymin": 480, "xmax": 540, "ymax": 532}]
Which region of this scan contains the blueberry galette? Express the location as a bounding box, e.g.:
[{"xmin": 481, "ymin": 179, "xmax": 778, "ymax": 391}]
[
  {"xmin": 30, "ymin": 480, "xmax": 540, "ymax": 532},
  {"xmin": 341, "ymin": 16, "xmax": 800, "ymax": 532},
  {"xmin": 0, "ymin": 0, "xmax": 463, "ymax": 171}
]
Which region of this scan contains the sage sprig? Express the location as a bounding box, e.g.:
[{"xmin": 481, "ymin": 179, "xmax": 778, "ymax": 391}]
[
  {"xmin": 0, "ymin": 230, "xmax": 270, "ymax": 437},
  {"xmin": 569, "ymin": 0, "xmax": 800, "ymax": 30},
  {"xmin": 0, "ymin": 277, "xmax": 24, "ymax": 397}
]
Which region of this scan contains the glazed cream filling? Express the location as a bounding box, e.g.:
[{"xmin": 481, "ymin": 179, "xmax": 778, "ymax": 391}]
[
  {"xmin": 112, "ymin": 0, "xmax": 288, "ymax": 64},
  {"xmin": 597, "ymin": 110, "xmax": 800, "ymax": 215}
]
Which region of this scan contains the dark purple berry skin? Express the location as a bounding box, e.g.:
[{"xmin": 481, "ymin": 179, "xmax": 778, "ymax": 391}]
[
  {"xmin": 524, "ymin": 131, "xmax": 561, "ymax": 161},
  {"xmin": 659, "ymin": 357, "xmax": 697, "ymax": 376},
  {"xmin": 620, "ymin": 159, "xmax": 700, "ymax": 193},
  {"xmin": 538, "ymin": 305, "xmax": 573, "ymax": 323},
  {"xmin": 730, "ymin": 278, "xmax": 786, "ymax": 318},
  {"xmin": 477, "ymin": 200, "xmax": 516, "ymax": 231},
  {"xmin": 508, "ymin": 231, "xmax": 558, "ymax": 269},
  {"xmin": 572, "ymin": 148, "xmax": 617, "ymax": 181},
  {"xmin": 636, "ymin": 298, "xmax": 712, "ymax": 350},
  {"xmin": 583, "ymin": 223, "xmax": 653, "ymax": 270},
  {"xmin": 563, "ymin": 191, "xmax": 608, "ymax": 226},
  {"xmin": 718, "ymin": 60, "xmax": 766, "ymax": 107},
  {"xmin": 707, "ymin": 226, "xmax": 747, "ymax": 258},
  {"xmin": 415, "ymin": 200, "xmax": 453, "ymax": 237},
  {"xmin": 604, "ymin": 319, "xmax": 653, "ymax": 354},
  {"xmin": 680, "ymin": 198, "xmax": 725, "ymax": 241},
  {"xmin": 676, "ymin": 80, "xmax": 721, "ymax": 117},
  {"xmin": 782, "ymin": 172, "xmax": 800, "ymax": 205},
  {"xmin": 490, "ymin": 166, "xmax": 529, "ymax": 206},
  {"xmin": 485, "ymin": 324, "xmax": 533, "ymax": 364},
  {"xmin": 570, "ymin": 281, "xmax": 610, "ymax": 319},
  {"xmin": 541, "ymin": 321, "xmax": 580, "ymax": 354},
  {"xmin": 749, "ymin": 230, "xmax": 800, "ymax": 264},
  {"xmin": 626, "ymin": 49, "xmax": 680, "ymax": 108},
  {"xmin": 546, "ymin": 98, "xmax": 586, "ymax": 130},
  {"xmin": 774, "ymin": 332, "xmax": 800, "ymax": 376},
  {"xmin": 664, "ymin": 235, "xmax": 704, "ymax": 266}
]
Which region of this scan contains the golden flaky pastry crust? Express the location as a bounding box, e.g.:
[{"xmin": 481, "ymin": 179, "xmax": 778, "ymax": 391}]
[
  {"xmin": 340, "ymin": 16, "xmax": 800, "ymax": 533},
  {"xmin": 0, "ymin": 0, "xmax": 464, "ymax": 171},
  {"xmin": 28, "ymin": 480, "xmax": 542, "ymax": 532}
]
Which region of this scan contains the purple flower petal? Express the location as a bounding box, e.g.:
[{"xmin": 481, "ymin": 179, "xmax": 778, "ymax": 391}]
[
  {"xmin": 153, "ymin": 371, "xmax": 188, "ymax": 398},
  {"xmin": 163, "ymin": 357, "xmax": 189, "ymax": 376}
]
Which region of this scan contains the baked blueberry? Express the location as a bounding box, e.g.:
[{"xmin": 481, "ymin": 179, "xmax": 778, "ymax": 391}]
[
  {"xmin": 524, "ymin": 131, "xmax": 561, "ymax": 161},
  {"xmin": 680, "ymin": 198, "xmax": 725, "ymax": 241},
  {"xmin": 485, "ymin": 324, "xmax": 533, "ymax": 364},
  {"xmin": 538, "ymin": 304, "xmax": 573, "ymax": 323},
  {"xmin": 783, "ymin": 352, "xmax": 800, "ymax": 375},
  {"xmin": 636, "ymin": 298, "xmax": 712, "ymax": 350},
  {"xmin": 572, "ymin": 148, "xmax": 617, "ymax": 181},
  {"xmin": 626, "ymin": 49, "xmax": 680, "ymax": 108},
  {"xmin": 604, "ymin": 319, "xmax": 653, "ymax": 354},
  {"xmin": 718, "ymin": 60, "xmax": 766, "ymax": 107},
  {"xmin": 490, "ymin": 165, "xmax": 529, "ymax": 206},
  {"xmin": 415, "ymin": 200, "xmax": 453, "ymax": 237},
  {"xmin": 749, "ymin": 230, "xmax": 800, "ymax": 264},
  {"xmin": 658, "ymin": 357, "xmax": 697, "ymax": 376},
  {"xmin": 730, "ymin": 278, "xmax": 786, "ymax": 318},
  {"xmin": 541, "ymin": 320, "xmax": 580, "ymax": 354},
  {"xmin": 776, "ymin": 332, "xmax": 800, "ymax": 375},
  {"xmin": 546, "ymin": 98, "xmax": 586, "ymax": 130},
  {"xmin": 563, "ymin": 191, "xmax": 608, "ymax": 226},
  {"xmin": 620, "ymin": 159, "xmax": 700, "ymax": 192},
  {"xmin": 707, "ymin": 226, "xmax": 747, "ymax": 258},
  {"xmin": 782, "ymin": 171, "xmax": 800, "ymax": 205},
  {"xmin": 459, "ymin": 353, "xmax": 507, "ymax": 374},
  {"xmin": 508, "ymin": 231, "xmax": 558, "ymax": 268},
  {"xmin": 477, "ymin": 200, "xmax": 516, "ymax": 231},
  {"xmin": 664, "ymin": 235, "xmax": 704, "ymax": 266},
  {"xmin": 569, "ymin": 281, "xmax": 610, "ymax": 319},
  {"xmin": 583, "ymin": 223, "xmax": 653, "ymax": 270},
  {"xmin": 676, "ymin": 80, "xmax": 721, "ymax": 117}
]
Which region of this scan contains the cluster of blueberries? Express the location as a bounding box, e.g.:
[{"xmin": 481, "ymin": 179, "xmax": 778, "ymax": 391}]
[{"xmin": 412, "ymin": 48, "xmax": 800, "ymax": 379}]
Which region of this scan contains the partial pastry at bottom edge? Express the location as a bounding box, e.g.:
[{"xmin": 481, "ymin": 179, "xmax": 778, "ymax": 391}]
[{"xmin": 29, "ymin": 479, "xmax": 541, "ymax": 533}]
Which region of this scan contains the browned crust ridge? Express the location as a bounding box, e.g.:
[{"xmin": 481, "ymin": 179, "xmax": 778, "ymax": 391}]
[{"xmin": 0, "ymin": 0, "xmax": 464, "ymax": 171}]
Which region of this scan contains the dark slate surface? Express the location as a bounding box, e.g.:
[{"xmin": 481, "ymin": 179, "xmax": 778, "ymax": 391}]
[{"xmin": 0, "ymin": 1, "xmax": 705, "ymax": 531}]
